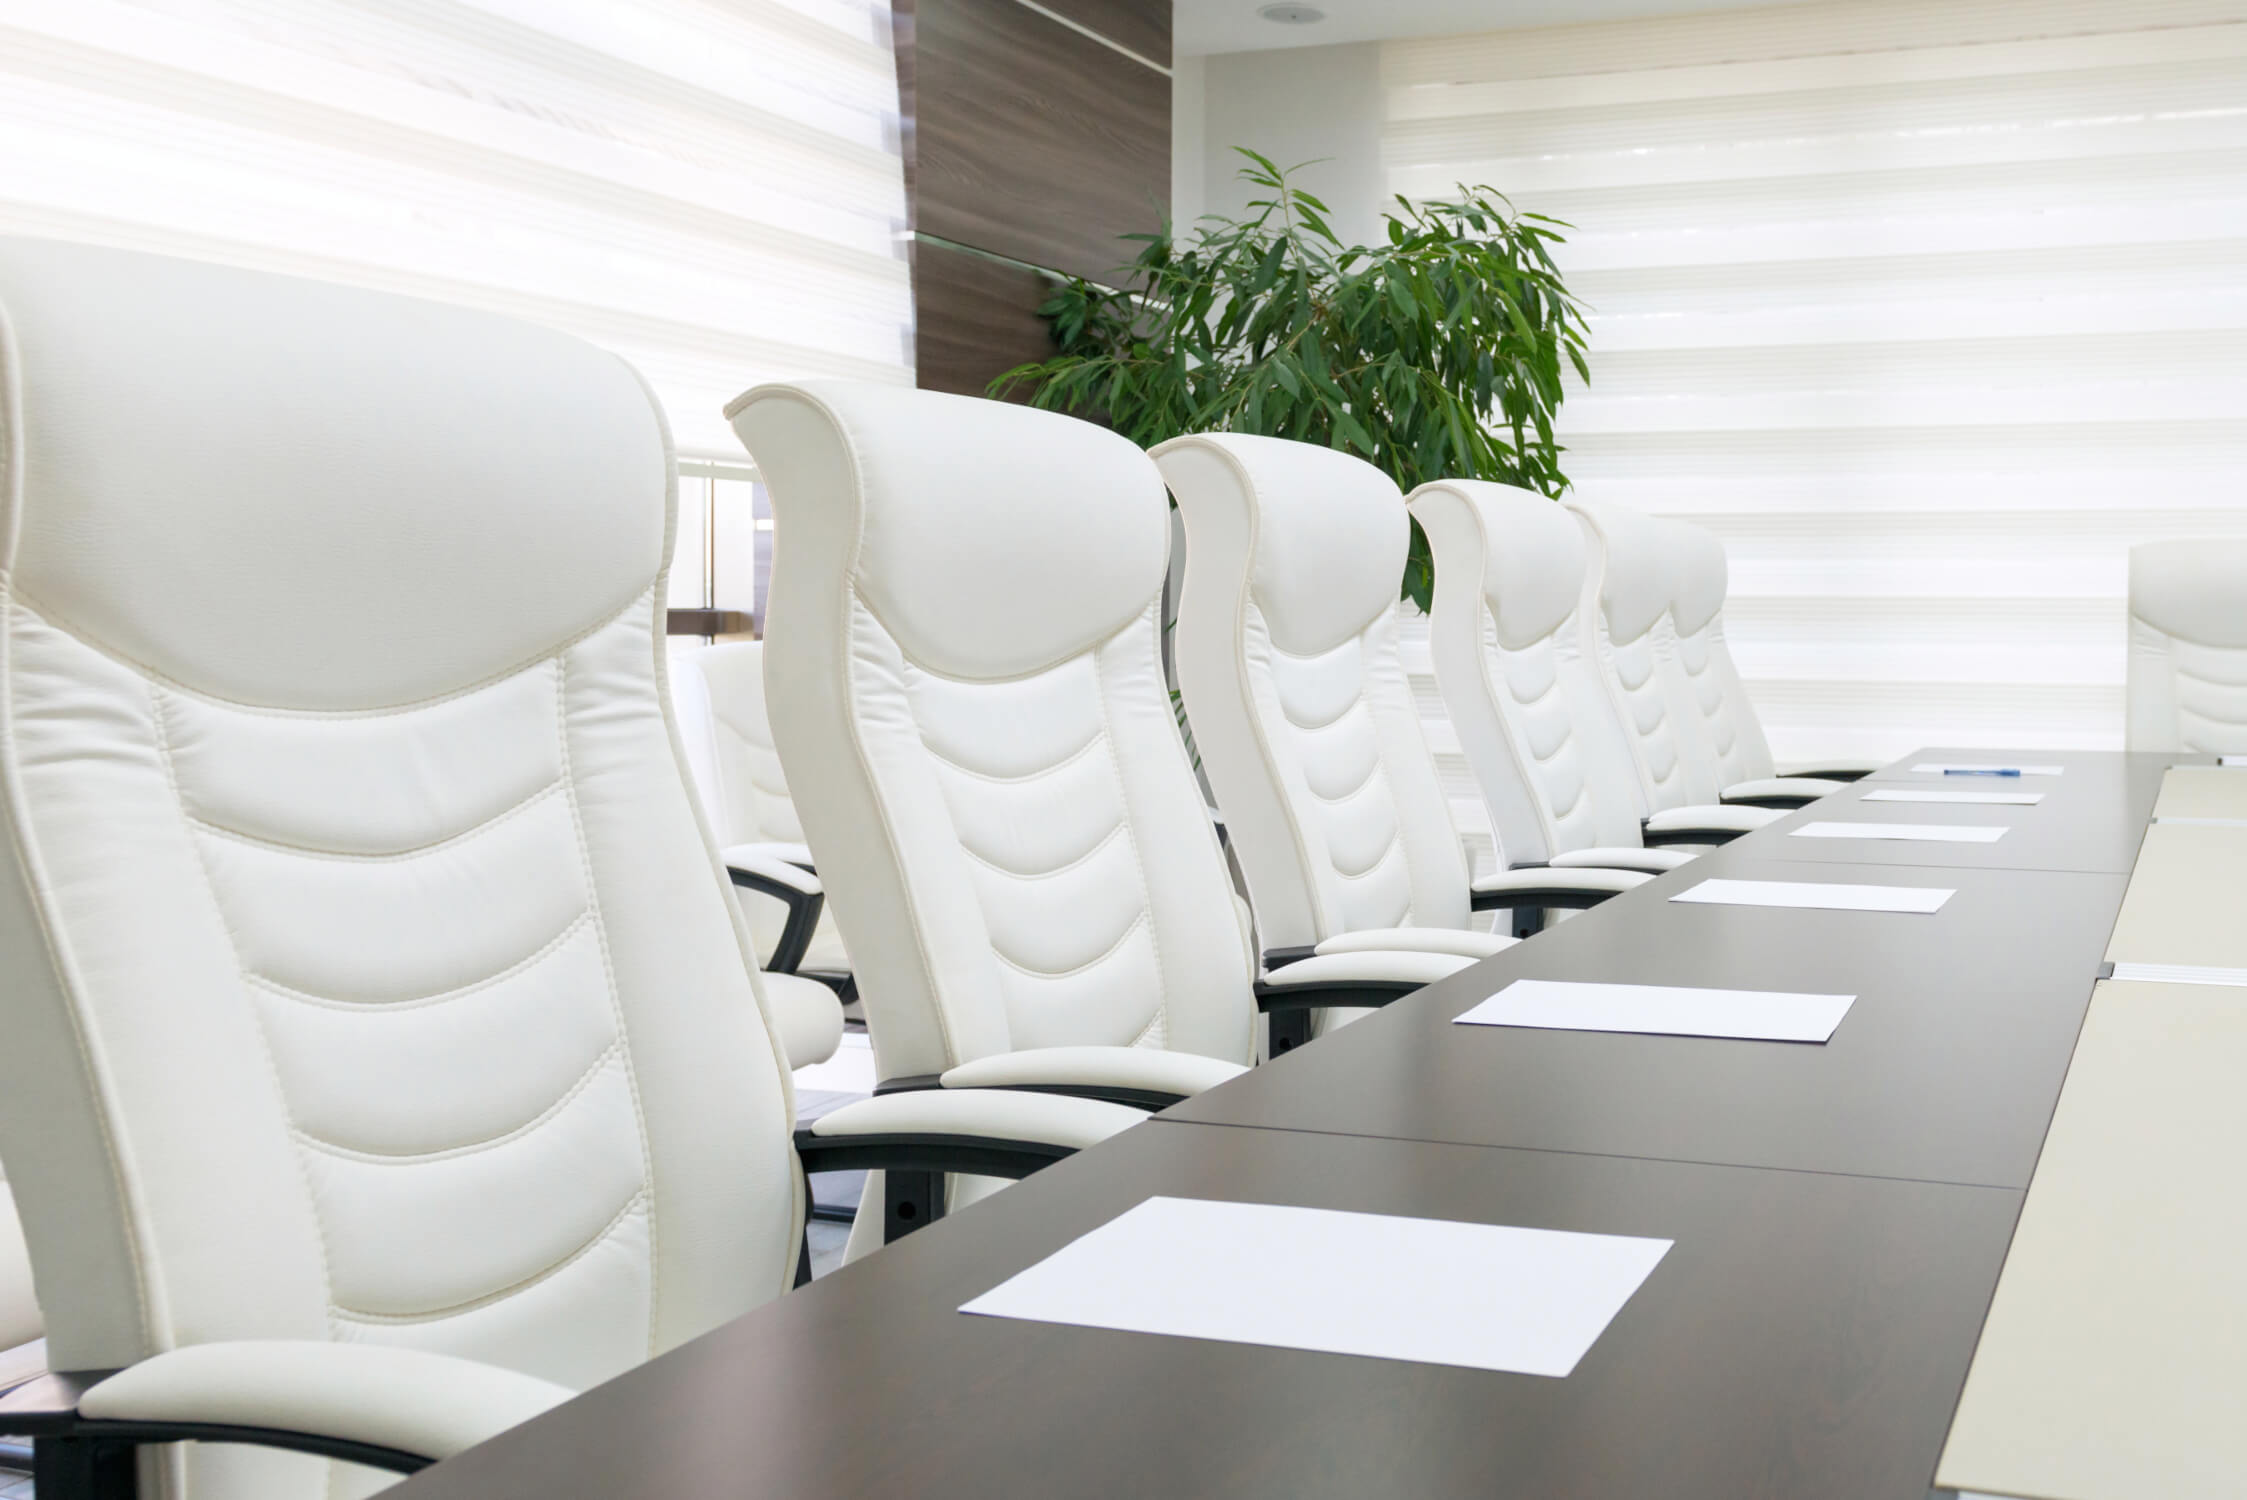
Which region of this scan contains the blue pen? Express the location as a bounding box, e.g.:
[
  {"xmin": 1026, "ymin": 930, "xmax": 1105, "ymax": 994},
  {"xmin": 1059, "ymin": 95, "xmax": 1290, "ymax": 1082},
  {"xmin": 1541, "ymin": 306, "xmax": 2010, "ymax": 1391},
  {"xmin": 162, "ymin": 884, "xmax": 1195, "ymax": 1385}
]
[{"xmin": 1944, "ymin": 767, "xmax": 2020, "ymax": 777}]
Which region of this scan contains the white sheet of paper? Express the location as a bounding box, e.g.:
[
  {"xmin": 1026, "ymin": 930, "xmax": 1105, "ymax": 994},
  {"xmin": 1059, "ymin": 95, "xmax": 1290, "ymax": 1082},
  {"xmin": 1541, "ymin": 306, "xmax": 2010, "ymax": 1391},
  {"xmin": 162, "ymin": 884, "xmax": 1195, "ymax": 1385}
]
[
  {"xmin": 2220, "ymin": 755, "xmax": 2247, "ymax": 768},
  {"xmin": 2109, "ymin": 962, "xmax": 2247, "ymax": 988},
  {"xmin": 1456, "ymin": 979, "xmax": 1856, "ymax": 1043},
  {"xmin": 961, "ymin": 1196, "xmax": 1671, "ymax": 1378},
  {"xmin": 2151, "ymin": 816, "xmax": 2247, "ymax": 828},
  {"xmin": 1910, "ymin": 762, "xmax": 2064, "ymax": 777},
  {"xmin": 1790, "ymin": 821, "xmax": 2008, "ymax": 843},
  {"xmin": 1861, "ymin": 788, "xmax": 2045, "ymax": 806},
  {"xmin": 1672, "ymin": 878, "xmax": 1954, "ymax": 914}
]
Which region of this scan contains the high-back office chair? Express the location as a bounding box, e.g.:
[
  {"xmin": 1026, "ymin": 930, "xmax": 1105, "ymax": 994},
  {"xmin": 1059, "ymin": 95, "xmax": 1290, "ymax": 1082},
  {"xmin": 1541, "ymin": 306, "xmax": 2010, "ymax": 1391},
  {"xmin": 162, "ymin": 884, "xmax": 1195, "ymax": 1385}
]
[
  {"xmin": 1408, "ymin": 481, "xmax": 1693, "ymax": 934},
  {"xmin": 671, "ymin": 642, "xmax": 846, "ymax": 1068},
  {"xmin": 1658, "ymin": 520, "xmax": 1873, "ymax": 803},
  {"xmin": 2126, "ymin": 539, "xmax": 2247, "ymax": 753},
  {"xmin": 1566, "ymin": 498, "xmax": 1787, "ymax": 845},
  {"xmin": 0, "ymin": 1167, "xmax": 39, "ymax": 1391},
  {"xmin": 1153, "ymin": 436, "xmax": 1516, "ymax": 1044},
  {"xmin": 0, "ymin": 240, "xmax": 1130, "ymax": 1499}
]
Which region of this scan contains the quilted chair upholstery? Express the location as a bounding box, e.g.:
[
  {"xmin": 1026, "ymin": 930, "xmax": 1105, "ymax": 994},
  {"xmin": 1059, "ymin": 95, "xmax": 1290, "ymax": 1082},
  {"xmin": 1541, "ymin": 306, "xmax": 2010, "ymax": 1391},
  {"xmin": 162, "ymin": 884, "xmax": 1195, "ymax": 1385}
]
[
  {"xmin": 1566, "ymin": 498, "xmax": 1784, "ymax": 845},
  {"xmin": 671, "ymin": 641, "xmax": 846, "ymax": 1067},
  {"xmin": 729, "ymin": 381, "xmax": 1257, "ymax": 1095},
  {"xmin": 2127, "ymin": 539, "xmax": 2247, "ymax": 754},
  {"xmin": 0, "ymin": 242, "xmax": 1130, "ymax": 1498},
  {"xmin": 1407, "ymin": 481, "xmax": 1689, "ymax": 911},
  {"xmin": 1658, "ymin": 520, "xmax": 1856, "ymax": 806},
  {"xmin": 1153, "ymin": 434, "xmax": 1513, "ymax": 952}
]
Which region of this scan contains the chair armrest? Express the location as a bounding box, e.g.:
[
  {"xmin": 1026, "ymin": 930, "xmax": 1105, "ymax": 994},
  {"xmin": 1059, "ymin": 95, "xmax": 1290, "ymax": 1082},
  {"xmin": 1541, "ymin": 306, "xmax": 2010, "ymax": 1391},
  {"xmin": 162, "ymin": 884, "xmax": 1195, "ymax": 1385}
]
[
  {"xmin": 1722, "ymin": 776, "xmax": 1845, "ymax": 808},
  {"xmin": 1642, "ymin": 803, "xmax": 1782, "ymax": 845},
  {"xmin": 1254, "ymin": 948, "xmax": 1485, "ymax": 1015},
  {"xmin": 1778, "ymin": 761, "xmax": 1880, "ymax": 781},
  {"xmin": 1314, "ymin": 928, "xmax": 1514, "ymax": 961},
  {"xmin": 1549, "ymin": 847, "xmax": 1695, "ymax": 874},
  {"xmin": 935, "ymin": 1047, "xmax": 1247, "ymax": 1109},
  {"xmin": 1471, "ymin": 866, "xmax": 1652, "ymax": 911},
  {"xmin": 723, "ymin": 844, "xmax": 825, "ymax": 974},
  {"xmin": 794, "ymin": 1090, "xmax": 1143, "ymax": 1179},
  {"xmin": 2, "ymin": 1342, "xmax": 573, "ymax": 1475}
]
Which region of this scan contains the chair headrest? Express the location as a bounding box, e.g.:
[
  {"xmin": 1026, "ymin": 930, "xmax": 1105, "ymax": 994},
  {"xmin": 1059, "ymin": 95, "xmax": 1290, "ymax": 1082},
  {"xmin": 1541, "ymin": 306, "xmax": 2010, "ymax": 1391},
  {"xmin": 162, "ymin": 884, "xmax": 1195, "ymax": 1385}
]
[
  {"xmin": 1664, "ymin": 519, "xmax": 1729, "ymax": 636},
  {"xmin": 1568, "ymin": 497, "xmax": 1671, "ymax": 644},
  {"xmin": 729, "ymin": 381, "xmax": 1168, "ymax": 680},
  {"xmin": 2131, "ymin": 539, "xmax": 2247, "ymax": 648},
  {"xmin": 1153, "ymin": 433, "xmax": 1404, "ymax": 657},
  {"xmin": 1409, "ymin": 480, "xmax": 1583, "ymax": 649},
  {"xmin": 0, "ymin": 238, "xmax": 670, "ymax": 710}
]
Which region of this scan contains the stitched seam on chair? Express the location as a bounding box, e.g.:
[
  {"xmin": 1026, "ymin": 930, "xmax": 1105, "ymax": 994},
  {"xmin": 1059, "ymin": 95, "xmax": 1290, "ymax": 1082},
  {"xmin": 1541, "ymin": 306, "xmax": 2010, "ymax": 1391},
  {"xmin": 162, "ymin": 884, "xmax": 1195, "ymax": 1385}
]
[
  {"xmin": 553, "ymin": 650, "xmax": 662, "ymax": 1359},
  {"xmin": 1302, "ymin": 751, "xmax": 1381, "ymax": 806},
  {"xmin": 183, "ymin": 779, "xmax": 566, "ymax": 862},
  {"xmin": 330, "ymin": 1189, "xmax": 647, "ymax": 1326},
  {"xmin": 151, "ymin": 681, "xmax": 342, "ymax": 1335},
  {"xmin": 1089, "ymin": 624, "xmax": 1169, "ymax": 1049},
  {"xmin": 293, "ymin": 1041, "xmax": 621, "ymax": 1163},
  {"xmin": 10, "ymin": 585, "xmax": 651, "ymax": 719},
  {"xmin": 1276, "ymin": 683, "xmax": 1369, "ymax": 735},
  {"xmin": 1333, "ymin": 832, "xmax": 1404, "ymax": 883},
  {"xmin": 958, "ymin": 820, "xmax": 1126, "ymax": 881},
  {"xmin": 0, "ymin": 596, "xmax": 161, "ymax": 1354},
  {"xmin": 919, "ymin": 726, "xmax": 1105, "ymax": 784},
  {"xmin": 991, "ymin": 910, "xmax": 1149, "ymax": 981},
  {"xmin": 242, "ymin": 909, "xmax": 595, "ymax": 1012}
]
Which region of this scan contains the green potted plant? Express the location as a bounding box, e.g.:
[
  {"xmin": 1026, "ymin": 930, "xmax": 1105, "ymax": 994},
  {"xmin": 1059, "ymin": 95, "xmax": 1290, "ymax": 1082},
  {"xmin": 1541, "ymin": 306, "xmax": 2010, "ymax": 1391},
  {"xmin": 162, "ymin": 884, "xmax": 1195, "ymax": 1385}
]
[{"xmin": 992, "ymin": 150, "xmax": 1592, "ymax": 609}]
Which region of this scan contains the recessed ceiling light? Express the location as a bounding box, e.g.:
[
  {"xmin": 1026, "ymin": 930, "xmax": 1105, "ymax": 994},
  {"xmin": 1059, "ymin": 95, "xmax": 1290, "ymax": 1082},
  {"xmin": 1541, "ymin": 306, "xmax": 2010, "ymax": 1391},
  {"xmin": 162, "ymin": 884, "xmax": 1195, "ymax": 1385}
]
[{"xmin": 1257, "ymin": 3, "xmax": 1326, "ymax": 23}]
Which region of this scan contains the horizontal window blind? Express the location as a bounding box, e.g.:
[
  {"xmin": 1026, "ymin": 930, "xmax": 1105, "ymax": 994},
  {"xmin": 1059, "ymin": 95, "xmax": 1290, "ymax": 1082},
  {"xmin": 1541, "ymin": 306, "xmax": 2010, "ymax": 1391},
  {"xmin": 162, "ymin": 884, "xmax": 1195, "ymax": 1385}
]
[
  {"xmin": 1383, "ymin": 0, "xmax": 2247, "ymax": 798},
  {"xmin": 0, "ymin": 0, "xmax": 914, "ymax": 457}
]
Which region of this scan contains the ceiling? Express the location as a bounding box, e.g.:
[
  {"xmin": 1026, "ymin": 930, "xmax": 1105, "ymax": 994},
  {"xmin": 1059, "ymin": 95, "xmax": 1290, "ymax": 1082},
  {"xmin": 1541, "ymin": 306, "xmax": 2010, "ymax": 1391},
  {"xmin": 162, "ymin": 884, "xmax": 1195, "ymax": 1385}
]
[{"xmin": 1174, "ymin": 0, "xmax": 1817, "ymax": 57}]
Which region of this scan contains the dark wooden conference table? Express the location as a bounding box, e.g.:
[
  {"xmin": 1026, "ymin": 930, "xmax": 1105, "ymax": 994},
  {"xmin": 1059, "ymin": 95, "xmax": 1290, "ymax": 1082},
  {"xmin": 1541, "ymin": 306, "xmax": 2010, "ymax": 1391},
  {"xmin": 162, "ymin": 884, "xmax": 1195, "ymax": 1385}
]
[{"xmin": 391, "ymin": 748, "xmax": 2177, "ymax": 1500}]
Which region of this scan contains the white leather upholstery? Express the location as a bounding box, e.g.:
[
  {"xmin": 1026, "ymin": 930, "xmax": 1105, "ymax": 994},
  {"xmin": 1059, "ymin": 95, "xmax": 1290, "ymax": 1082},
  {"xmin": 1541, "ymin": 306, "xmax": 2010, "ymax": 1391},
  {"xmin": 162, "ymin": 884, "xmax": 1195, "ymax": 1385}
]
[
  {"xmin": 1474, "ymin": 867, "xmax": 1651, "ymax": 898},
  {"xmin": 1569, "ymin": 497, "xmax": 1788, "ymax": 832},
  {"xmin": 2127, "ymin": 540, "xmax": 2247, "ymax": 753},
  {"xmin": 805, "ymin": 1090, "xmax": 1145, "ymax": 1151},
  {"xmin": 938, "ymin": 1047, "xmax": 1246, "ymax": 1099},
  {"xmin": 0, "ymin": 240, "xmax": 799, "ymax": 1496},
  {"xmin": 760, "ymin": 971, "xmax": 845, "ymax": 1071},
  {"xmin": 674, "ymin": 642, "xmax": 852, "ymax": 973},
  {"xmin": 1408, "ymin": 480, "xmax": 1662, "ymax": 867},
  {"xmin": 1312, "ymin": 928, "xmax": 1512, "ymax": 961},
  {"xmin": 729, "ymin": 382, "xmax": 1258, "ymax": 1083},
  {"xmin": 79, "ymin": 1343, "xmax": 574, "ymax": 1464},
  {"xmin": 1156, "ymin": 435, "xmax": 1479, "ymax": 953},
  {"xmin": 1258, "ymin": 950, "xmax": 1473, "ymax": 988},
  {"xmin": 0, "ymin": 1160, "xmax": 38, "ymax": 1365}
]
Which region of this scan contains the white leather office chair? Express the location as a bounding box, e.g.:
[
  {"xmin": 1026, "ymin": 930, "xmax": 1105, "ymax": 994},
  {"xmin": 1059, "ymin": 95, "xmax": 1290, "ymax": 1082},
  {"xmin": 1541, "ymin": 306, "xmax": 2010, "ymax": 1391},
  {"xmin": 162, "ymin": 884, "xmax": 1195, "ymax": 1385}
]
[
  {"xmin": 1152, "ymin": 435, "xmax": 1514, "ymax": 1046},
  {"xmin": 0, "ymin": 1168, "xmax": 40, "ymax": 1392},
  {"xmin": 1566, "ymin": 498, "xmax": 1791, "ymax": 845},
  {"xmin": 671, "ymin": 641, "xmax": 847, "ymax": 1068},
  {"xmin": 1408, "ymin": 480, "xmax": 1694, "ymax": 935},
  {"xmin": 1659, "ymin": 519, "xmax": 1875, "ymax": 803},
  {"xmin": 0, "ymin": 239, "xmax": 1133, "ymax": 1499},
  {"xmin": 2127, "ymin": 539, "xmax": 2247, "ymax": 754}
]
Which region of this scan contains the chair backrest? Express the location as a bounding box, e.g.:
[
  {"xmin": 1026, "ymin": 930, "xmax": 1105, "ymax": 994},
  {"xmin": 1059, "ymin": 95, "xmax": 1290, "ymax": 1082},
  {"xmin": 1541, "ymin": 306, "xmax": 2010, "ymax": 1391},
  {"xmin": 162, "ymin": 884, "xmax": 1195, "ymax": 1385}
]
[
  {"xmin": 1409, "ymin": 481, "xmax": 1648, "ymax": 866},
  {"xmin": 1569, "ymin": 496, "xmax": 1718, "ymax": 814},
  {"xmin": 1661, "ymin": 519, "xmax": 1779, "ymax": 786},
  {"xmin": 0, "ymin": 240, "xmax": 798, "ymax": 1495},
  {"xmin": 729, "ymin": 383, "xmax": 1254, "ymax": 1082},
  {"xmin": 1156, "ymin": 435, "xmax": 1470, "ymax": 951},
  {"xmin": 2127, "ymin": 540, "xmax": 2247, "ymax": 753},
  {"xmin": 672, "ymin": 641, "xmax": 804, "ymax": 848},
  {"xmin": 0, "ymin": 1166, "xmax": 37, "ymax": 1360},
  {"xmin": 672, "ymin": 640, "xmax": 847, "ymax": 971}
]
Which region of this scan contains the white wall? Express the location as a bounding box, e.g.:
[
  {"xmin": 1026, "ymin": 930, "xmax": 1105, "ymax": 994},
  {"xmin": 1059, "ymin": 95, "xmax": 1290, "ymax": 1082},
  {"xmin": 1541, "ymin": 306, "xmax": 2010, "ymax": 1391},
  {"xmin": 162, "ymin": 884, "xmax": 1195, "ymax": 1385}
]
[{"xmin": 1179, "ymin": 43, "xmax": 1386, "ymax": 248}]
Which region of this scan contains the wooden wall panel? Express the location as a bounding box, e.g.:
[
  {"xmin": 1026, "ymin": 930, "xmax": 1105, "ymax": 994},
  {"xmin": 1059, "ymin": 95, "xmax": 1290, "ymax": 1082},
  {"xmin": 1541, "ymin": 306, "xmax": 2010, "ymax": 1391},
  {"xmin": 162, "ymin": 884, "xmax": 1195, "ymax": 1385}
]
[
  {"xmin": 912, "ymin": 239, "xmax": 1061, "ymax": 398},
  {"xmin": 909, "ymin": 0, "xmax": 1170, "ymax": 285},
  {"xmin": 1031, "ymin": 0, "xmax": 1170, "ymax": 65}
]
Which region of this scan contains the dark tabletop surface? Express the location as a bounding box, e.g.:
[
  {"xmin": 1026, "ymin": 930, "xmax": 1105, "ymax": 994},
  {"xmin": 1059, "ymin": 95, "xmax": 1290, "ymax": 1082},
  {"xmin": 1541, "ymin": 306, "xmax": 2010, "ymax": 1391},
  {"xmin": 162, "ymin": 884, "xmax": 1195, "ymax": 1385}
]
[
  {"xmin": 390, "ymin": 1122, "xmax": 2022, "ymax": 1500},
  {"xmin": 384, "ymin": 748, "xmax": 2171, "ymax": 1500}
]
